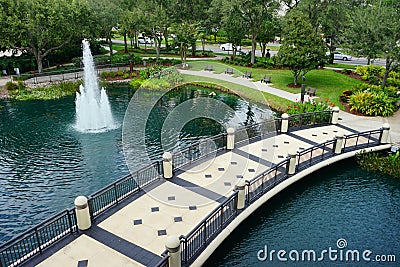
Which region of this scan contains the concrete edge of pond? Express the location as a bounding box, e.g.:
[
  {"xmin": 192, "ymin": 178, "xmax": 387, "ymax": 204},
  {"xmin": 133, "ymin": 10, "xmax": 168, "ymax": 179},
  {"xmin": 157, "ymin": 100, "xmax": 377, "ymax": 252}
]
[{"xmin": 192, "ymin": 144, "xmax": 391, "ymax": 267}]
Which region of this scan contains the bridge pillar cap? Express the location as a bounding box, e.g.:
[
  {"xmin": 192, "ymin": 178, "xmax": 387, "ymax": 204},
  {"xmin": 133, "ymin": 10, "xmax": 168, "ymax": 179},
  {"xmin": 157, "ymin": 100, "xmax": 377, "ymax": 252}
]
[
  {"xmin": 288, "ymin": 148, "xmax": 297, "ymax": 156},
  {"xmin": 227, "ymin": 127, "xmax": 235, "ymax": 134},
  {"xmin": 332, "ymin": 106, "xmax": 340, "ymax": 112},
  {"xmin": 383, "ymin": 123, "xmax": 390, "ymax": 130},
  {"xmin": 165, "ymin": 235, "xmax": 180, "ymax": 250},
  {"xmin": 74, "ymin": 195, "xmax": 88, "ymax": 206},
  {"xmin": 281, "ymin": 113, "xmax": 289, "ymax": 119},
  {"xmin": 335, "ymin": 133, "xmax": 344, "ymax": 138},
  {"xmin": 237, "ymin": 179, "xmax": 246, "ymax": 187},
  {"xmin": 163, "ymin": 152, "xmax": 173, "ymax": 160}
]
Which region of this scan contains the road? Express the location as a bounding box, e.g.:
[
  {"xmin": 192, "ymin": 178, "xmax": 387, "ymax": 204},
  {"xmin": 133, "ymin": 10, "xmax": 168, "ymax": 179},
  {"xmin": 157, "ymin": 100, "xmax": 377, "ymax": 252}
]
[{"xmin": 111, "ymin": 39, "xmax": 386, "ymax": 67}]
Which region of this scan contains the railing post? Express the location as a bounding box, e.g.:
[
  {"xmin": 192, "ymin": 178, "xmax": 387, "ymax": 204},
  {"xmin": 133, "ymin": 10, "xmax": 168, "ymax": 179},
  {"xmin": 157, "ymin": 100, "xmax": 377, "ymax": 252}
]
[
  {"xmin": 331, "ymin": 106, "xmax": 340, "ymax": 125},
  {"xmin": 74, "ymin": 196, "xmax": 91, "ymax": 231},
  {"xmin": 165, "ymin": 235, "xmax": 181, "ymax": 267},
  {"xmin": 281, "ymin": 113, "xmax": 289, "ymax": 133},
  {"xmin": 162, "ymin": 152, "xmax": 173, "ymax": 179},
  {"xmin": 287, "ymin": 149, "xmax": 297, "ymax": 175},
  {"xmin": 226, "ymin": 128, "xmax": 235, "ymax": 150},
  {"xmin": 334, "ymin": 134, "xmax": 344, "ymax": 154},
  {"xmin": 380, "ymin": 123, "xmax": 390, "ymax": 144},
  {"xmin": 236, "ymin": 180, "xmax": 246, "ymax": 210}
]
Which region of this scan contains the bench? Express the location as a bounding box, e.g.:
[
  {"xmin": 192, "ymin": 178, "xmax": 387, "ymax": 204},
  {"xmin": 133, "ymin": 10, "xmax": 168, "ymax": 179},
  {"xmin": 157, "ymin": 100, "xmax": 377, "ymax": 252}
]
[
  {"xmin": 242, "ymin": 71, "xmax": 252, "ymax": 79},
  {"xmin": 307, "ymin": 87, "xmax": 317, "ymax": 97},
  {"xmin": 204, "ymin": 65, "xmax": 213, "ymax": 71},
  {"xmin": 261, "ymin": 75, "xmax": 271, "ymax": 83},
  {"xmin": 225, "ymin": 67, "xmax": 234, "ymax": 74}
]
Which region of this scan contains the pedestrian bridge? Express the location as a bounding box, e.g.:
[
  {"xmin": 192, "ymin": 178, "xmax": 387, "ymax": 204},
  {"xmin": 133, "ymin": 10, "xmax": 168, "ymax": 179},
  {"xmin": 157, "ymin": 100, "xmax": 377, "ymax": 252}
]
[{"xmin": 0, "ymin": 110, "xmax": 393, "ymax": 267}]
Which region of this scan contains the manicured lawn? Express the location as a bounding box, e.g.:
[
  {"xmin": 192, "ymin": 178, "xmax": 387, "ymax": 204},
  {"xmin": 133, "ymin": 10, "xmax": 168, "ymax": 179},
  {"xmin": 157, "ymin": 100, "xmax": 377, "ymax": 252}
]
[
  {"xmin": 181, "ymin": 73, "xmax": 293, "ymax": 113},
  {"xmin": 185, "ymin": 61, "xmax": 364, "ymax": 109}
]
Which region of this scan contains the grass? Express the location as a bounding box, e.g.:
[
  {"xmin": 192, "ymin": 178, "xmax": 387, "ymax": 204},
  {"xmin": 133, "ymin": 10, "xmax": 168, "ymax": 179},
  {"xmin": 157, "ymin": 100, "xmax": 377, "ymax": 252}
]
[
  {"xmin": 185, "ymin": 60, "xmax": 364, "ymax": 109},
  {"xmin": 181, "ymin": 72, "xmax": 293, "ymax": 113}
]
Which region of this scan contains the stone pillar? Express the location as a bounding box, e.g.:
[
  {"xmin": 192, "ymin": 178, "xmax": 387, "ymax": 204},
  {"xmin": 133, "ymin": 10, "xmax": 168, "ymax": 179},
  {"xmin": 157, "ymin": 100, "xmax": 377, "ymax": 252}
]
[
  {"xmin": 74, "ymin": 196, "xmax": 91, "ymax": 231},
  {"xmin": 163, "ymin": 152, "xmax": 173, "ymax": 179},
  {"xmin": 236, "ymin": 179, "xmax": 246, "ymax": 210},
  {"xmin": 331, "ymin": 106, "xmax": 340, "ymax": 125},
  {"xmin": 166, "ymin": 235, "xmax": 181, "ymax": 267},
  {"xmin": 380, "ymin": 123, "xmax": 390, "ymax": 144},
  {"xmin": 334, "ymin": 133, "xmax": 344, "ymax": 154},
  {"xmin": 227, "ymin": 128, "xmax": 235, "ymax": 150},
  {"xmin": 281, "ymin": 113, "xmax": 289, "ymax": 133},
  {"xmin": 287, "ymin": 149, "xmax": 297, "ymax": 175}
]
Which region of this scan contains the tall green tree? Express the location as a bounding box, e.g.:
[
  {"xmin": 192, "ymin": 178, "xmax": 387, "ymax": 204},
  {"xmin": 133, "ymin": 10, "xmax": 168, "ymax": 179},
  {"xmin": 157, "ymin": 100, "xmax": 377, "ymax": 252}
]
[
  {"xmin": 222, "ymin": 8, "xmax": 248, "ymax": 56},
  {"xmin": 257, "ymin": 15, "xmax": 281, "ymax": 57},
  {"xmin": 345, "ymin": 1, "xmax": 400, "ymax": 87},
  {"xmin": 173, "ymin": 22, "xmax": 200, "ymax": 67},
  {"xmin": 277, "ymin": 11, "xmax": 326, "ymax": 85},
  {"xmin": 88, "ymin": 0, "xmax": 122, "ymax": 58},
  {"xmin": 0, "ymin": 0, "xmax": 86, "ymax": 73},
  {"xmin": 231, "ymin": 0, "xmax": 279, "ymax": 64}
]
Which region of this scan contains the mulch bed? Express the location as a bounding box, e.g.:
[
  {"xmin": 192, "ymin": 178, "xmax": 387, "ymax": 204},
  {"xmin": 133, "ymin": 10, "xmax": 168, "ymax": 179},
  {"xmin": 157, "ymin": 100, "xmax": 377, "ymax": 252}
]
[
  {"xmin": 332, "ymin": 69, "xmax": 364, "ymax": 81},
  {"xmin": 287, "ymin": 83, "xmax": 302, "ymax": 88}
]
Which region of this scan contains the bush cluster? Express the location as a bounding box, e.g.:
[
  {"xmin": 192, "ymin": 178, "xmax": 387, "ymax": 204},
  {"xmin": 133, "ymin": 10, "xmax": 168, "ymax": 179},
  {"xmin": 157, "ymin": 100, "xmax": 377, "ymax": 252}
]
[
  {"xmin": 356, "ymin": 150, "xmax": 400, "ymax": 178},
  {"xmin": 343, "ymin": 83, "xmax": 400, "ymax": 116},
  {"xmin": 221, "ymin": 55, "xmax": 279, "ymax": 69},
  {"xmin": 286, "ymin": 99, "xmax": 332, "ymax": 115}
]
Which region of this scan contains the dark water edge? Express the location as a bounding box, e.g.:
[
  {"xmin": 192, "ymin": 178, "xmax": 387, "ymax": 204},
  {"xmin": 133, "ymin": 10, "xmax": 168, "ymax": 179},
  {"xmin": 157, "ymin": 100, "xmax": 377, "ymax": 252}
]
[{"xmin": 205, "ymin": 158, "xmax": 400, "ymax": 267}]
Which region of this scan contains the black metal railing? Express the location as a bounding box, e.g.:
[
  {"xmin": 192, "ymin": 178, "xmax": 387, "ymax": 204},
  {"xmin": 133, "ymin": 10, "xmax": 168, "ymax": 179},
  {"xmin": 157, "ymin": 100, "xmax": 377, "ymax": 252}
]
[
  {"xmin": 0, "ymin": 209, "xmax": 76, "ymax": 267},
  {"xmin": 296, "ymin": 139, "xmax": 336, "ymax": 172},
  {"xmin": 342, "ymin": 129, "xmax": 382, "ymax": 153},
  {"xmin": 180, "ymin": 192, "xmax": 238, "ymax": 266},
  {"xmin": 173, "ymin": 133, "xmax": 226, "ymax": 170},
  {"xmin": 287, "ymin": 110, "xmax": 333, "ymax": 131},
  {"xmin": 89, "ymin": 161, "xmax": 162, "ymax": 219},
  {"xmin": 13, "ymin": 63, "xmax": 132, "ymax": 83}
]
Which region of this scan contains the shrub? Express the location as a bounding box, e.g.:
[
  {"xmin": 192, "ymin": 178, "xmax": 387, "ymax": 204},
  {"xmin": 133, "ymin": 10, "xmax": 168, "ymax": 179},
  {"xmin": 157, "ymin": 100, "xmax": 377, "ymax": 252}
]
[
  {"xmin": 355, "ymin": 65, "xmax": 385, "ymax": 77},
  {"xmin": 109, "ymin": 71, "xmax": 116, "ymax": 78},
  {"xmin": 129, "ymin": 79, "xmax": 144, "ymax": 89},
  {"xmin": 286, "ymin": 100, "xmax": 331, "ymax": 115},
  {"xmin": 386, "ymin": 78, "xmax": 400, "ymax": 88},
  {"xmin": 100, "ymin": 72, "xmax": 108, "ymax": 79},
  {"xmin": 348, "ymin": 91, "xmax": 396, "ymax": 116},
  {"xmin": 356, "ymin": 150, "xmax": 400, "ymax": 178},
  {"xmin": 117, "ymin": 71, "xmax": 124, "ymax": 77},
  {"xmin": 5, "ymin": 81, "xmax": 18, "ymax": 91},
  {"xmin": 340, "ymin": 90, "xmax": 353, "ymax": 103},
  {"xmin": 123, "ymin": 73, "xmax": 130, "ymax": 79}
]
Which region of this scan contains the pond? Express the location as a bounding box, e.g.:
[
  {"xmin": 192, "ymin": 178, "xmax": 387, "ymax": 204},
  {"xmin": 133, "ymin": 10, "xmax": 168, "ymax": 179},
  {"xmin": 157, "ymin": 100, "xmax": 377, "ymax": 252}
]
[
  {"xmin": 0, "ymin": 85, "xmax": 273, "ymax": 243},
  {"xmin": 205, "ymin": 159, "xmax": 400, "ymax": 267}
]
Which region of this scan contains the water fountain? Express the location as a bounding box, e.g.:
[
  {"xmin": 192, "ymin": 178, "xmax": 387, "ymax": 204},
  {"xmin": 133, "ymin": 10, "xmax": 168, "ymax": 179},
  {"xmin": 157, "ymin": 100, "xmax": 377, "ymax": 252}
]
[{"xmin": 74, "ymin": 40, "xmax": 116, "ymax": 133}]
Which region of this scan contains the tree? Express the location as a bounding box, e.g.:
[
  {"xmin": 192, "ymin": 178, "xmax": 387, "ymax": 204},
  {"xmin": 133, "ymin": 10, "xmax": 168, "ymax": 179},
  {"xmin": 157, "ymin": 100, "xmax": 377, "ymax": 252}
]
[
  {"xmin": 222, "ymin": 8, "xmax": 248, "ymax": 56},
  {"xmin": 0, "ymin": 0, "xmax": 86, "ymax": 73},
  {"xmin": 173, "ymin": 22, "xmax": 200, "ymax": 68},
  {"xmin": 231, "ymin": 0, "xmax": 279, "ymax": 64},
  {"xmin": 88, "ymin": 0, "xmax": 122, "ymax": 58},
  {"xmin": 277, "ymin": 11, "xmax": 326, "ymax": 85},
  {"xmin": 345, "ymin": 1, "xmax": 400, "ymax": 87},
  {"xmin": 257, "ymin": 15, "xmax": 281, "ymax": 57},
  {"xmin": 137, "ymin": 0, "xmax": 170, "ymax": 59}
]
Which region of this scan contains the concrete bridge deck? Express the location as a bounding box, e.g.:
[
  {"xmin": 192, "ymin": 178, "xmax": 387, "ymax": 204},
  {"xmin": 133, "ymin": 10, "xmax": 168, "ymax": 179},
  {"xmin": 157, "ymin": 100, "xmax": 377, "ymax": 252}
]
[{"xmin": 17, "ymin": 119, "xmax": 391, "ymax": 267}]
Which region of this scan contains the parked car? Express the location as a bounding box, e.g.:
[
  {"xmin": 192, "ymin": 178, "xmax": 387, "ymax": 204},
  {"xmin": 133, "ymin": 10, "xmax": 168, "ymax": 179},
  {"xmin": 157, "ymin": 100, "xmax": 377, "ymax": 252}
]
[
  {"xmin": 326, "ymin": 51, "xmax": 352, "ymax": 61},
  {"xmin": 137, "ymin": 36, "xmax": 154, "ymax": 45},
  {"xmin": 220, "ymin": 43, "xmax": 241, "ymax": 51}
]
